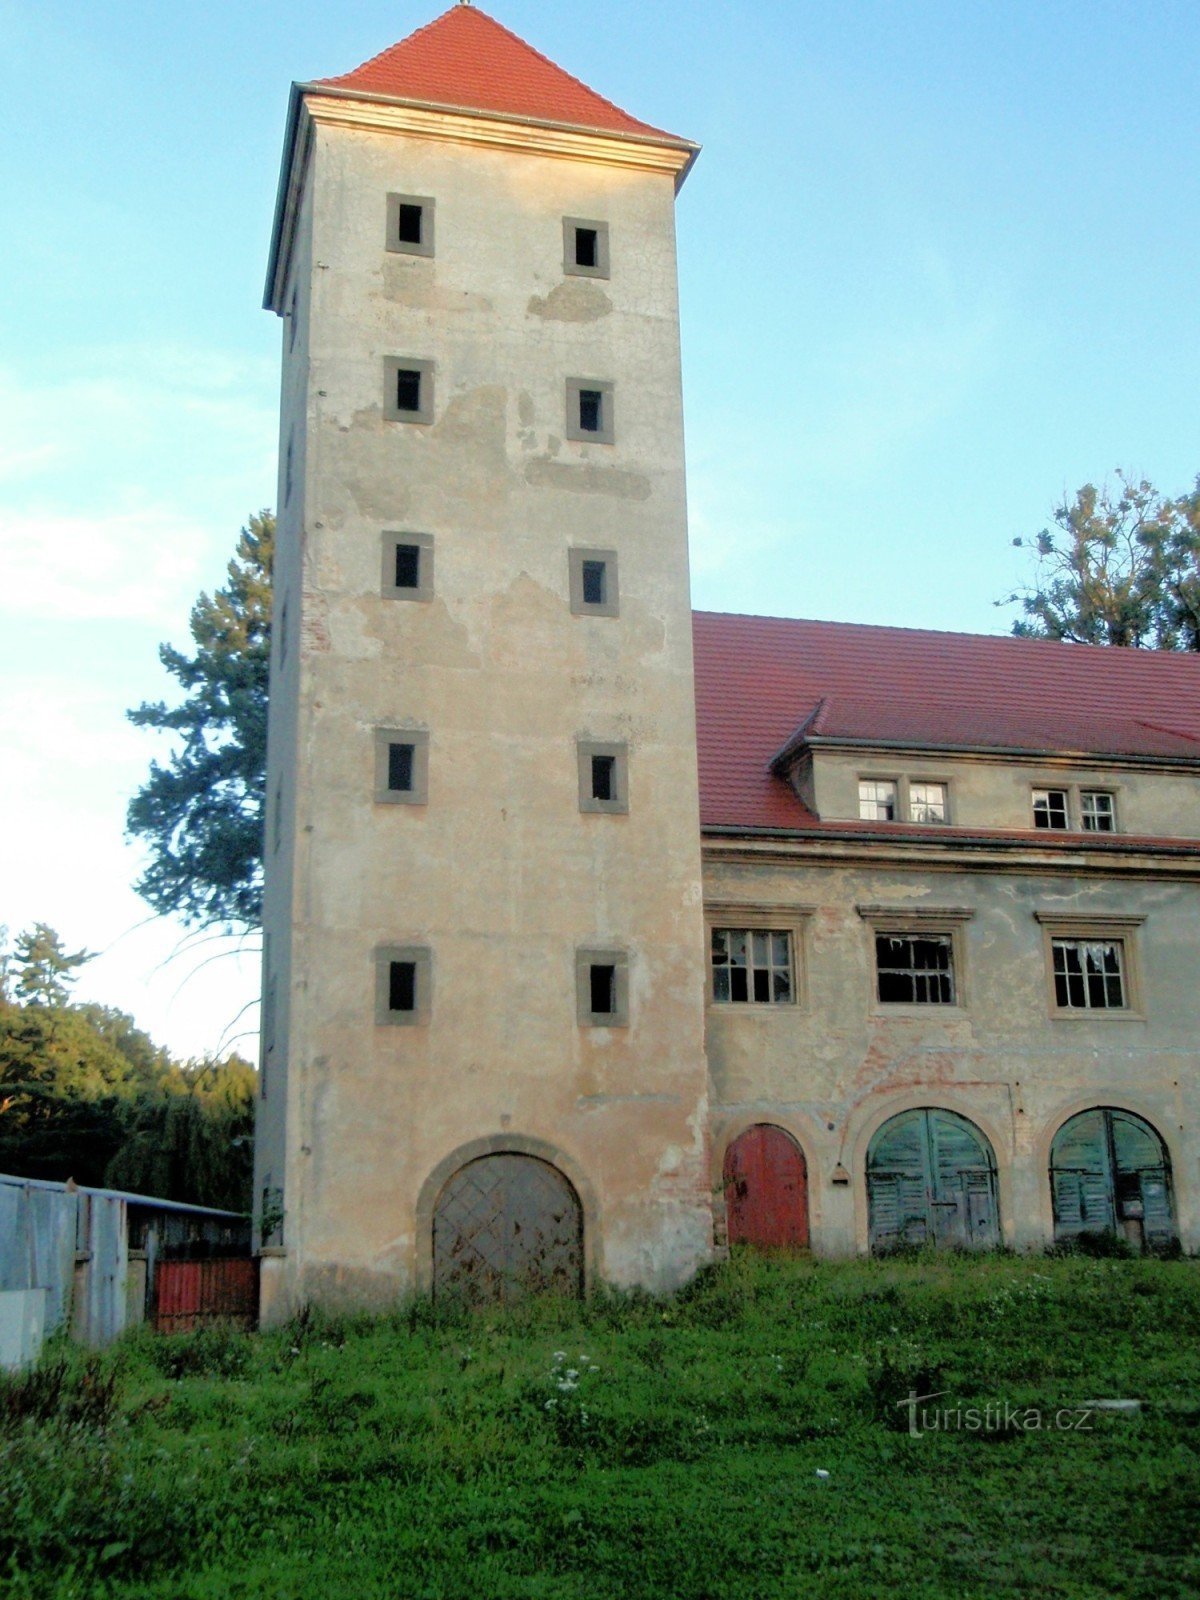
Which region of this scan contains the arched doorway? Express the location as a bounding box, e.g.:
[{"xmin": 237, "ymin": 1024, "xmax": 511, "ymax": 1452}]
[
  {"xmin": 723, "ymin": 1124, "xmax": 809, "ymax": 1249},
  {"xmin": 432, "ymin": 1153, "xmax": 583, "ymax": 1303},
  {"xmin": 1050, "ymin": 1108, "xmax": 1175, "ymax": 1250},
  {"xmin": 867, "ymin": 1108, "xmax": 999, "ymax": 1252}
]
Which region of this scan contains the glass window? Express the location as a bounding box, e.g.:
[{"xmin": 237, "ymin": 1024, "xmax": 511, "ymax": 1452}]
[
  {"xmin": 875, "ymin": 934, "xmax": 955, "ymax": 1005},
  {"xmin": 908, "ymin": 782, "xmax": 948, "ymax": 824},
  {"xmin": 1052, "ymin": 939, "xmax": 1127, "ymax": 1010},
  {"xmin": 1080, "ymin": 791, "xmax": 1116, "ymax": 832},
  {"xmin": 711, "ymin": 928, "xmax": 792, "ymax": 1004},
  {"xmin": 1032, "ymin": 788, "xmax": 1070, "ymax": 829},
  {"xmin": 859, "ymin": 780, "xmax": 898, "ymax": 822}
]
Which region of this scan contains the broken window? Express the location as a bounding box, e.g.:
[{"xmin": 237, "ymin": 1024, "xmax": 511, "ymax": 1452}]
[
  {"xmin": 1032, "ymin": 788, "xmax": 1069, "ymax": 829},
  {"xmin": 875, "ymin": 934, "xmax": 955, "ymax": 1005},
  {"xmin": 711, "ymin": 928, "xmax": 793, "ymax": 1005},
  {"xmin": 1052, "ymin": 938, "xmax": 1127, "ymax": 1010},
  {"xmin": 908, "ymin": 782, "xmax": 948, "ymax": 824},
  {"xmin": 1080, "ymin": 791, "xmax": 1116, "ymax": 832},
  {"xmin": 858, "ymin": 780, "xmax": 898, "ymax": 822}
]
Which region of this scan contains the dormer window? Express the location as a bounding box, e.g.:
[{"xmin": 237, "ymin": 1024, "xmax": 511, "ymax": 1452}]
[
  {"xmin": 858, "ymin": 780, "xmax": 898, "ymax": 822},
  {"xmin": 908, "ymin": 782, "xmax": 948, "ymax": 824}
]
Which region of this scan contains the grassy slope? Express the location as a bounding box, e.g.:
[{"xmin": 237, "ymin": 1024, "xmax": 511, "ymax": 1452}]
[{"xmin": 3, "ymin": 1253, "xmax": 1200, "ymax": 1599}]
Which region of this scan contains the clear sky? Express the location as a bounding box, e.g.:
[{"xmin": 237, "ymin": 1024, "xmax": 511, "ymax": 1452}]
[{"xmin": 2, "ymin": 0, "xmax": 1197, "ymax": 1061}]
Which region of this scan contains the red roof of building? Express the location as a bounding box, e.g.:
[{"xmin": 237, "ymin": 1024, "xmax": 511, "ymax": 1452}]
[
  {"xmin": 313, "ymin": 4, "xmax": 684, "ymax": 143},
  {"xmin": 692, "ymin": 611, "xmax": 1200, "ymax": 838}
]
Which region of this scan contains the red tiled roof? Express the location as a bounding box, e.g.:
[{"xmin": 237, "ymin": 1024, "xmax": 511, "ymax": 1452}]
[
  {"xmin": 692, "ymin": 611, "xmax": 1200, "ymax": 837},
  {"xmin": 313, "ymin": 4, "xmax": 684, "ymax": 143}
]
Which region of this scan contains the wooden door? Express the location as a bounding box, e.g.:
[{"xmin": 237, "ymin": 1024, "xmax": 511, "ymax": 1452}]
[
  {"xmin": 868, "ymin": 1108, "xmax": 999, "ymax": 1253},
  {"xmin": 723, "ymin": 1124, "xmax": 809, "ymax": 1249},
  {"xmin": 432, "ymin": 1154, "xmax": 583, "ymax": 1304}
]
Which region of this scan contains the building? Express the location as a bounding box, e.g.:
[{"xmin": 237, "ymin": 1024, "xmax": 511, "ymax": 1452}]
[{"xmin": 256, "ymin": 3, "xmax": 1200, "ymax": 1316}]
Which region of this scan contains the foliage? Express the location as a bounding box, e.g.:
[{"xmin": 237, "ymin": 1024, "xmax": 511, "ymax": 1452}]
[
  {"xmin": 4, "ymin": 1254, "xmax": 1200, "ymax": 1598},
  {"xmin": 1004, "ymin": 470, "xmax": 1200, "ymax": 648},
  {"xmin": 0, "ymin": 923, "xmax": 253, "ymax": 1207},
  {"xmin": 127, "ymin": 511, "xmax": 274, "ymax": 930}
]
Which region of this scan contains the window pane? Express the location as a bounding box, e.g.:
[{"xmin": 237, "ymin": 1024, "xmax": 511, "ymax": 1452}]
[
  {"xmin": 394, "ymin": 544, "xmax": 421, "ymax": 588},
  {"xmin": 771, "ymin": 932, "xmax": 789, "ymax": 967},
  {"xmin": 1081, "ymin": 792, "xmax": 1115, "ymax": 832},
  {"xmin": 859, "ymin": 780, "xmax": 897, "ymax": 822},
  {"xmin": 1033, "ymin": 789, "xmax": 1069, "ymax": 829},
  {"xmin": 909, "ymin": 782, "xmax": 947, "ymax": 823},
  {"xmin": 389, "ymin": 961, "xmax": 416, "ymax": 1012},
  {"xmin": 711, "ymin": 929, "xmax": 729, "ymax": 961},
  {"xmin": 388, "ymin": 742, "xmax": 414, "ymax": 792},
  {"xmin": 753, "ymin": 967, "xmax": 770, "ymax": 1002},
  {"xmin": 396, "ymin": 369, "xmax": 421, "ymax": 412},
  {"xmin": 772, "ymin": 968, "xmax": 791, "ymax": 1003},
  {"xmin": 581, "ymin": 559, "xmax": 606, "ymax": 606},
  {"xmin": 752, "ymin": 930, "xmax": 769, "ymax": 965},
  {"xmin": 728, "ymin": 932, "xmax": 747, "ymax": 966},
  {"xmin": 579, "ymin": 390, "xmax": 602, "ymax": 432},
  {"xmin": 730, "ymin": 966, "xmax": 749, "ymax": 1002}
]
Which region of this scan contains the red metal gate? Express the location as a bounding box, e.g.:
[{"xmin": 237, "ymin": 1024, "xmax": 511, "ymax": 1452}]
[
  {"xmin": 152, "ymin": 1258, "xmax": 259, "ymax": 1332},
  {"xmin": 724, "ymin": 1124, "xmax": 809, "ymax": 1249}
]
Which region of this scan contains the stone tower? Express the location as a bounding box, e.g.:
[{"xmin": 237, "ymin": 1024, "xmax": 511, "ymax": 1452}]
[{"xmin": 257, "ymin": 3, "xmax": 711, "ymax": 1314}]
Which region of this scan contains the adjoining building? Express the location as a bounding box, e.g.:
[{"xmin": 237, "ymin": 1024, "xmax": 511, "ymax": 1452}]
[{"xmin": 255, "ymin": 3, "xmax": 1200, "ymax": 1317}]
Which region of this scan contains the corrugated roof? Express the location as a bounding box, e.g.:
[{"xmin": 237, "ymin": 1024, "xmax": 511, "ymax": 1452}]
[
  {"xmin": 692, "ymin": 611, "xmax": 1200, "ymax": 839},
  {"xmin": 314, "ymin": 4, "xmax": 684, "ymax": 142}
]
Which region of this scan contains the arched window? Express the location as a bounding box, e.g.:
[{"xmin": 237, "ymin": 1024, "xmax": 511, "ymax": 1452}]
[
  {"xmin": 432, "ymin": 1153, "xmax": 583, "ymax": 1303},
  {"xmin": 723, "ymin": 1124, "xmax": 809, "ymax": 1249},
  {"xmin": 867, "ymin": 1108, "xmax": 999, "ymax": 1252},
  {"xmin": 1050, "ymin": 1108, "xmax": 1175, "ymax": 1250}
]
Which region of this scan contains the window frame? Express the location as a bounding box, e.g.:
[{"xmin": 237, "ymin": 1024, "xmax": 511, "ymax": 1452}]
[
  {"xmin": 1079, "ymin": 788, "xmax": 1118, "ymax": 833},
  {"xmin": 566, "ymin": 377, "xmax": 615, "ymax": 445},
  {"xmin": 563, "ymin": 216, "xmax": 610, "ymax": 280},
  {"xmin": 575, "ymin": 946, "xmax": 629, "ymax": 1028},
  {"xmin": 857, "ymin": 905, "xmax": 974, "ymax": 1013},
  {"xmin": 704, "ymin": 902, "xmax": 812, "ymax": 1011},
  {"xmin": 1034, "ymin": 912, "xmax": 1145, "ymax": 1020},
  {"xmin": 375, "ymin": 944, "xmax": 432, "ymax": 1026},
  {"xmin": 374, "ymin": 727, "xmax": 430, "ymax": 806},
  {"xmin": 568, "ymin": 546, "xmax": 619, "ymax": 617},
  {"xmin": 383, "ymin": 357, "xmax": 435, "ymax": 425},
  {"xmin": 385, "ymin": 193, "xmax": 436, "ymax": 258},
  {"xmin": 381, "ymin": 531, "xmax": 435, "ymax": 602},
  {"xmin": 1030, "ymin": 782, "xmax": 1122, "ymax": 834},
  {"xmin": 857, "ymin": 774, "xmax": 953, "ymax": 825},
  {"xmin": 577, "ymin": 739, "xmax": 628, "ymax": 814}
]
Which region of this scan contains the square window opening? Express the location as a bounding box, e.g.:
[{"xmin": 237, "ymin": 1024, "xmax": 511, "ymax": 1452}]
[
  {"xmin": 397, "ymin": 203, "xmax": 423, "ymax": 246},
  {"xmin": 579, "ymin": 389, "xmax": 603, "ymax": 433},
  {"xmin": 589, "ymin": 963, "xmax": 616, "ymax": 1016},
  {"xmin": 591, "ymin": 754, "xmax": 615, "ymax": 802},
  {"xmin": 394, "ymin": 544, "xmax": 421, "ymax": 589},
  {"xmin": 388, "ymin": 742, "xmax": 415, "ymax": 794},
  {"xmin": 574, "ymin": 227, "xmax": 599, "ymax": 268},
  {"xmin": 581, "ymin": 559, "xmax": 607, "ymax": 607},
  {"xmin": 395, "ymin": 368, "xmax": 422, "ymax": 413},
  {"xmin": 389, "ymin": 960, "xmax": 416, "ymax": 1013}
]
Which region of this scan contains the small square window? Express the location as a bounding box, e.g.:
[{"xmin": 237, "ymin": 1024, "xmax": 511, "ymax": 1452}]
[
  {"xmin": 875, "ymin": 933, "xmax": 955, "ymax": 1005},
  {"xmin": 908, "ymin": 782, "xmax": 948, "ymax": 824},
  {"xmin": 563, "ymin": 216, "xmax": 610, "ymax": 279},
  {"xmin": 568, "ymin": 547, "xmax": 619, "ymax": 617},
  {"xmin": 376, "ymin": 944, "xmax": 432, "ymax": 1025},
  {"xmin": 383, "ymin": 357, "xmax": 434, "ymax": 424},
  {"xmin": 711, "ymin": 928, "xmax": 793, "ymax": 1005},
  {"xmin": 386, "ymin": 193, "xmax": 435, "ymax": 258},
  {"xmin": 859, "ymin": 780, "xmax": 898, "ymax": 822},
  {"xmin": 1052, "ymin": 937, "xmax": 1127, "ymax": 1010},
  {"xmin": 566, "ymin": 378, "xmax": 615, "ymax": 444},
  {"xmin": 577, "ymin": 740, "xmax": 628, "ymax": 813},
  {"xmin": 576, "ymin": 946, "xmax": 629, "ymax": 1027},
  {"xmin": 381, "ymin": 531, "xmax": 434, "ymax": 601},
  {"xmin": 1033, "ymin": 788, "xmax": 1070, "ymax": 830},
  {"xmin": 1080, "ymin": 791, "xmax": 1116, "ymax": 832},
  {"xmin": 375, "ymin": 727, "xmax": 429, "ymax": 805}
]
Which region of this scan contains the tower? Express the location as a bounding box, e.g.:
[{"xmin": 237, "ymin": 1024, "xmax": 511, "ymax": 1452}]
[{"xmin": 257, "ymin": 4, "xmax": 711, "ymax": 1312}]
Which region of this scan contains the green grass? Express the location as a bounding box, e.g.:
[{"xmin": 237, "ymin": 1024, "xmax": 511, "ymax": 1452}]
[{"xmin": 4, "ymin": 1252, "xmax": 1200, "ymax": 1599}]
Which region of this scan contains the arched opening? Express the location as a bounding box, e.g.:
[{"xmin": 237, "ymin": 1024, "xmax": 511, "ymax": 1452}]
[
  {"xmin": 1050, "ymin": 1108, "xmax": 1175, "ymax": 1250},
  {"xmin": 867, "ymin": 1107, "xmax": 999, "ymax": 1252},
  {"xmin": 432, "ymin": 1152, "xmax": 583, "ymax": 1303},
  {"xmin": 723, "ymin": 1124, "xmax": 809, "ymax": 1249}
]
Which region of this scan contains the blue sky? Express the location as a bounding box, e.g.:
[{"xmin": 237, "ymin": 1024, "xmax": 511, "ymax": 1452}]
[{"xmin": 2, "ymin": 0, "xmax": 1197, "ymax": 1058}]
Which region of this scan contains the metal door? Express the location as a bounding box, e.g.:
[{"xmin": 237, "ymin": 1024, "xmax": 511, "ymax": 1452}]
[
  {"xmin": 723, "ymin": 1124, "xmax": 809, "ymax": 1249},
  {"xmin": 1050, "ymin": 1108, "xmax": 1174, "ymax": 1249},
  {"xmin": 868, "ymin": 1108, "xmax": 999, "ymax": 1252},
  {"xmin": 432, "ymin": 1154, "xmax": 583, "ymax": 1303}
]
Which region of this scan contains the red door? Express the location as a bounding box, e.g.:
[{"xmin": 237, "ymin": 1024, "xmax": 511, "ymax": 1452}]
[{"xmin": 723, "ymin": 1124, "xmax": 809, "ymax": 1249}]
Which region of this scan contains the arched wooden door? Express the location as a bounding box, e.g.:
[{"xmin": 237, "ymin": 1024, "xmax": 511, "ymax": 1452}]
[
  {"xmin": 723, "ymin": 1124, "xmax": 809, "ymax": 1249},
  {"xmin": 1050, "ymin": 1108, "xmax": 1175, "ymax": 1250},
  {"xmin": 867, "ymin": 1108, "xmax": 999, "ymax": 1252},
  {"xmin": 432, "ymin": 1153, "xmax": 583, "ymax": 1303}
]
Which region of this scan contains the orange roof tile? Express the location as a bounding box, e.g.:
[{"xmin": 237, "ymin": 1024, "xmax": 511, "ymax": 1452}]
[{"xmin": 313, "ymin": 4, "xmax": 685, "ymax": 143}]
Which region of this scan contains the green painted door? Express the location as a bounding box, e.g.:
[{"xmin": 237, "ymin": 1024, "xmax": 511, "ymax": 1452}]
[
  {"xmin": 1050, "ymin": 1108, "xmax": 1174, "ymax": 1249},
  {"xmin": 868, "ymin": 1108, "xmax": 1000, "ymax": 1252}
]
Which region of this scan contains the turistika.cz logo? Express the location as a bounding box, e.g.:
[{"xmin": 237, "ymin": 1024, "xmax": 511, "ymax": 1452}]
[{"xmin": 900, "ymin": 1390, "xmax": 1096, "ymax": 1438}]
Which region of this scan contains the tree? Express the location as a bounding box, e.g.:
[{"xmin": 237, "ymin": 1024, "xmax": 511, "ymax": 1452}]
[
  {"xmin": 1004, "ymin": 471, "xmax": 1200, "ymax": 649},
  {"xmin": 127, "ymin": 511, "xmax": 274, "ymax": 930},
  {"xmin": 13, "ymin": 922, "xmax": 93, "ymax": 1008}
]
